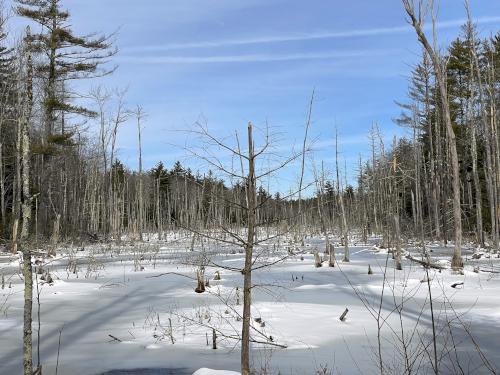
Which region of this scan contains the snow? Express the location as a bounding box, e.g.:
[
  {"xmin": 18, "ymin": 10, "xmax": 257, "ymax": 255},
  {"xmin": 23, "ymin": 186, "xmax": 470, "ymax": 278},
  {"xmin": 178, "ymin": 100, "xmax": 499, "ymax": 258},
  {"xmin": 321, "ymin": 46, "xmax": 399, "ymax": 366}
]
[
  {"xmin": 192, "ymin": 368, "xmax": 240, "ymax": 375},
  {"xmin": 1, "ymin": 235, "xmax": 499, "ymax": 374}
]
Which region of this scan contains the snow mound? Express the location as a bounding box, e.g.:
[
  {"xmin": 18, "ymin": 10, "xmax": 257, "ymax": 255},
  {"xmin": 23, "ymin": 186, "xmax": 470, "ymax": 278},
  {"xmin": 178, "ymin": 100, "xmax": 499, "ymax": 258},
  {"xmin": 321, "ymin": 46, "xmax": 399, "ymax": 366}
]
[{"xmin": 192, "ymin": 368, "xmax": 241, "ymax": 375}]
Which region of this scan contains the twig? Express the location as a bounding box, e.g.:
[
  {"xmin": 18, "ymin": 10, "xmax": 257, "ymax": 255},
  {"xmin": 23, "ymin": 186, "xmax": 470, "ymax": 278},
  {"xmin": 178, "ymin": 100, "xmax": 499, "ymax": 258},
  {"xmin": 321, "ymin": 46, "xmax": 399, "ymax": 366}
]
[{"xmin": 55, "ymin": 324, "xmax": 64, "ymax": 375}]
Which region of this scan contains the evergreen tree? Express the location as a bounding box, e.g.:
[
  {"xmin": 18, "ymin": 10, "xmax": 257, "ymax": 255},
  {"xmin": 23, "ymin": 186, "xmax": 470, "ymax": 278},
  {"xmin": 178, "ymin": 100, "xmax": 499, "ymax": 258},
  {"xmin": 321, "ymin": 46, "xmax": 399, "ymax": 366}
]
[
  {"xmin": 0, "ymin": 9, "xmax": 13, "ymax": 83},
  {"xmin": 170, "ymin": 160, "xmax": 185, "ymax": 176},
  {"xmin": 150, "ymin": 161, "xmax": 170, "ymax": 193},
  {"xmin": 16, "ymin": 0, "xmax": 116, "ymax": 142}
]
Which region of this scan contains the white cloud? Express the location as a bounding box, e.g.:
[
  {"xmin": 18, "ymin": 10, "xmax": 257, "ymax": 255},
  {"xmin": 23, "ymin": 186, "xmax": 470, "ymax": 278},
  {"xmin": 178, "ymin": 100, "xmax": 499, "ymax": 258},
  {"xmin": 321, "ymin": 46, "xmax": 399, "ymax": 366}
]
[
  {"xmin": 122, "ymin": 16, "xmax": 500, "ymax": 52},
  {"xmin": 117, "ymin": 49, "xmax": 398, "ymax": 65}
]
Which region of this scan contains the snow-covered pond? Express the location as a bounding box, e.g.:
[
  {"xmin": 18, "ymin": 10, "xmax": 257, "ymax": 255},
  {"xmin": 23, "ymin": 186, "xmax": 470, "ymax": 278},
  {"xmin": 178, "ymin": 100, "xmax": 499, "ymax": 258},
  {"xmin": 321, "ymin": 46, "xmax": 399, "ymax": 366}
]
[
  {"xmin": 1, "ymin": 235, "xmax": 499, "ymax": 374},
  {"xmin": 99, "ymin": 369, "xmax": 191, "ymax": 374}
]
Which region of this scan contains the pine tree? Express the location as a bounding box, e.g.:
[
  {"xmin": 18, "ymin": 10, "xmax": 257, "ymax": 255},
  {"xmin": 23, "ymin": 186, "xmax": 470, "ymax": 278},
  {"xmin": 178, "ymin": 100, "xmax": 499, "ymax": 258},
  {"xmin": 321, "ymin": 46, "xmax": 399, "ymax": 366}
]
[
  {"xmin": 16, "ymin": 0, "xmax": 116, "ymax": 142},
  {"xmin": 0, "ymin": 10, "xmax": 13, "ymax": 83}
]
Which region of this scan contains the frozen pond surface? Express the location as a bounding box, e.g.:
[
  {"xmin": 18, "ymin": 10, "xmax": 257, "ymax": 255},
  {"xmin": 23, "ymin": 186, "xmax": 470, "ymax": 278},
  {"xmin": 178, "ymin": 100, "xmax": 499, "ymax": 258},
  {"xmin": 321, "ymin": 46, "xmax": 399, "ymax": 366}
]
[
  {"xmin": 1, "ymin": 234, "xmax": 500, "ymax": 374},
  {"xmin": 100, "ymin": 368, "xmax": 190, "ymax": 374}
]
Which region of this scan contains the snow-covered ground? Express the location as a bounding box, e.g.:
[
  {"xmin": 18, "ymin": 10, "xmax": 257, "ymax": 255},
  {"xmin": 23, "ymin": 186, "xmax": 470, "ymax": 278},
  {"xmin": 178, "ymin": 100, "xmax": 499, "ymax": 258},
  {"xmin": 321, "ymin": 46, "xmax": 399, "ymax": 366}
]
[{"xmin": 1, "ymin": 234, "xmax": 499, "ymax": 374}]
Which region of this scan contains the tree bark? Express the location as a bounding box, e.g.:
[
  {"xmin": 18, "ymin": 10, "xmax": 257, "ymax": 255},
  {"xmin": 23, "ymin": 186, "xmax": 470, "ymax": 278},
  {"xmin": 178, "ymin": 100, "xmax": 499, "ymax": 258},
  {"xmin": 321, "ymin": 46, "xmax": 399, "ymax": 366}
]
[
  {"xmin": 22, "ymin": 27, "xmax": 34, "ymax": 375},
  {"xmin": 403, "ymin": 1, "xmax": 463, "ymax": 268},
  {"xmin": 241, "ymin": 122, "xmax": 256, "ymax": 375},
  {"xmin": 336, "ymin": 131, "xmax": 349, "ymax": 262}
]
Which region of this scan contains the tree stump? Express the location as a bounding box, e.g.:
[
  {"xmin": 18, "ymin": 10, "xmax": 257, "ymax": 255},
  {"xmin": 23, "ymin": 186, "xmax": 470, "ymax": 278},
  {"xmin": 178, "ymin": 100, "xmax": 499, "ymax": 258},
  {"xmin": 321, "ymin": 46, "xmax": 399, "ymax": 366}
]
[
  {"xmin": 314, "ymin": 251, "xmax": 322, "ymax": 268},
  {"xmin": 339, "ymin": 308, "xmax": 349, "ymax": 321},
  {"xmin": 328, "ymin": 245, "xmax": 335, "ymax": 267}
]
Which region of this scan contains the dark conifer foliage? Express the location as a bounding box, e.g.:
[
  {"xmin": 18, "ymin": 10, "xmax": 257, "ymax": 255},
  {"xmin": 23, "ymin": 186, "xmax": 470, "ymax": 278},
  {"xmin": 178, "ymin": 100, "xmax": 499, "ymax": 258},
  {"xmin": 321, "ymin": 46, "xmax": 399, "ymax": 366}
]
[{"xmin": 16, "ymin": 0, "xmax": 116, "ymax": 139}]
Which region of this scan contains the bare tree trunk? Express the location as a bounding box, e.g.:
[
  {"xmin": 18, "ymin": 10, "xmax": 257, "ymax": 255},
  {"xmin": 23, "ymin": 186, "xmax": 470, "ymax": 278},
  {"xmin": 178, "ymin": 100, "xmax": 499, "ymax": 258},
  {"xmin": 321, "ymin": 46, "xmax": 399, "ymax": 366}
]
[
  {"xmin": 402, "ymin": 1, "xmax": 463, "ymax": 268},
  {"xmin": 335, "ymin": 131, "xmax": 349, "ymax": 262},
  {"xmin": 0, "ymin": 76, "xmax": 7, "ymax": 229},
  {"xmin": 297, "ymin": 90, "xmax": 314, "ymax": 239},
  {"xmin": 51, "ymin": 213, "xmax": 60, "ymax": 246},
  {"xmin": 241, "ymin": 122, "xmax": 256, "ymax": 375},
  {"xmin": 156, "ymin": 178, "xmax": 162, "ymax": 240},
  {"xmin": 464, "ymin": 5, "xmax": 499, "ymax": 250},
  {"xmin": 14, "ymin": 82, "xmax": 22, "ymax": 240},
  {"xmin": 394, "ymin": 214, "xmax": 402, "ymax": 270},
  {"xmin": 0, "ymin": 141, "xmax": 4, "ymax": 230},
  {"xmin": 370, "ymin": 127, "xmax": 380, "ymax": 234},
  {"xmin": 420, "ymin": 52, "xmax": 440, "ymax": 239},
  {"xmin": 20, "ymin": 62, "xmax": 32, "ymax": 240},
  {"xmin": 391, "ymin": 139, "xmax": 403, "ymax": 270},
  {"xmin": 136, "ymin": 106, "xmax": 144, "ymax": 241},
  {"xmin": 22, "ymin": 27, "xmax": 34, "ymax": 375},
  {"xmin": 22, "ymin": 244, "xmax": 33, "ymax": 375},
  {"xmin": 356, "ymin": 156, "xmax": 367, "ymax": 242},
  {"xmin": 470, "ymin": 119, "xmax": 484, "ymax": 246}
]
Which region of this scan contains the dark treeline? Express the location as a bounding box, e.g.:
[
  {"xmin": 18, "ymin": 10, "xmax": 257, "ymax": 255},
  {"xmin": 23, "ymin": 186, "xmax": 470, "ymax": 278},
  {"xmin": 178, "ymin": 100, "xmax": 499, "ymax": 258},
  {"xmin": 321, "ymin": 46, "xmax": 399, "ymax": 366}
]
[{"xmin": 0, "ymin": 0, "xmax": 499, "ymax": 252}]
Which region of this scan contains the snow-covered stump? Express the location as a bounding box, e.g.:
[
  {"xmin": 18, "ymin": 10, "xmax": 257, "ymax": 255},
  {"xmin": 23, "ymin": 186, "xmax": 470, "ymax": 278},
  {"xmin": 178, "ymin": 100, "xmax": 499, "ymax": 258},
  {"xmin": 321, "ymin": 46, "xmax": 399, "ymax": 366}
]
[
  {"xmin": 195, "ymin": 269, "xmax": 205, "ymax": 293},
  {"xmin": 328, "ymin": 244, "xmax": 335, "ymax": 267},
  {"xmin": 314, "ymin": 251, "xmax": 322, "ymax": 268},
  {"xmin": 190, "ymin": 233, "xmax": 196, "ymax": 251},
  {"xmin": 212, "ymin": 328, "xmax": 217, "ymax": 349}
]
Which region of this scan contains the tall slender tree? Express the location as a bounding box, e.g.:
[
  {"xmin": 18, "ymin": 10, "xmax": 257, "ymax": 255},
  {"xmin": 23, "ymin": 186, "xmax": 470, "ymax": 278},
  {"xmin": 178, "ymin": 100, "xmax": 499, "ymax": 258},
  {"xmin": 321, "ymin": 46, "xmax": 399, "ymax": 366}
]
[{"xmin": 402, "ymin": 0, "xmax": 464, "ymax": 268}]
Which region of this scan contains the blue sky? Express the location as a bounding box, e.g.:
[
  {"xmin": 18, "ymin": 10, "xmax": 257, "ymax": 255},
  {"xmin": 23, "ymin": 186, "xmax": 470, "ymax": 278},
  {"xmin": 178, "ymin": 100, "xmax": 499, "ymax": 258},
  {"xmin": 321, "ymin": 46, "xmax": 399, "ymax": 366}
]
[{"xmin": 4, "ymin": 0, "xmax": 500, "ymax": 191}]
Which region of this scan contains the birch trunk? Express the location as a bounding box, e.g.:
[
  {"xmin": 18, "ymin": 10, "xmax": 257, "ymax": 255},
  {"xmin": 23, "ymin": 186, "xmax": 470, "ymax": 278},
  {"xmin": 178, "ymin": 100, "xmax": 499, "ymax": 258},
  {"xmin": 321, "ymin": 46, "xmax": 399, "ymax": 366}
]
[{"xmin": 21, "ymin": 28, "xmax": 34, "ymax": 375}]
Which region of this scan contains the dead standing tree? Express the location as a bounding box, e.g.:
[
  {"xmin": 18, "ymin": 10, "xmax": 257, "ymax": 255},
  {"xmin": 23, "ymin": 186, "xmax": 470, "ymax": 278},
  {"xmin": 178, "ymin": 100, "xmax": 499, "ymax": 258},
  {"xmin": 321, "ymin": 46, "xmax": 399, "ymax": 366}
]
[
  {"xmin": 241, "ymin": 123, "xmax": 256, "ymax": 375},
  {"xmin": 134, "ymin": 105, "xmax": 146, "ymax": 241},
  {"xmin": 14, "ymin": 26, "xmax": 35, "ymax": 375},
  {"xmin": 402, "ymin": 0, "xmax": 463, "ymax": 268},
  {"xmin": 335, "ymin": 130, "xmax": 349, "ymax": 262},
  {"xmin": 181, "ymin": 121, "xmax": 306, "ymax": 375}
]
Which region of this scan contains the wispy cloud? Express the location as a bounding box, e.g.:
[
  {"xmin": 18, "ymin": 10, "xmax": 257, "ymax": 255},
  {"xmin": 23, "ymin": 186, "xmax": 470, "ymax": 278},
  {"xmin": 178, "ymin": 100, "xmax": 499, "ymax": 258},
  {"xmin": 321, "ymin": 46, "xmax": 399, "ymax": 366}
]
[
  {"xmin": 123, "ymin": 16, "xmax": 500, "ymax": 53},
  {"xmin": 118, "ymin": 48, "xmax": 398, "ymax": 65}
]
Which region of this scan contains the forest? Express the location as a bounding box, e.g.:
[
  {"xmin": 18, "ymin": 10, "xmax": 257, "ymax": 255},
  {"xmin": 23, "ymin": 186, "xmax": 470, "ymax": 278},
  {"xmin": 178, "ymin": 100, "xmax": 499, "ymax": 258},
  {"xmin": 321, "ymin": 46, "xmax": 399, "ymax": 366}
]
[{"xmin": 0, "ymin": 0, "xmax": 499, "ymax": 374}]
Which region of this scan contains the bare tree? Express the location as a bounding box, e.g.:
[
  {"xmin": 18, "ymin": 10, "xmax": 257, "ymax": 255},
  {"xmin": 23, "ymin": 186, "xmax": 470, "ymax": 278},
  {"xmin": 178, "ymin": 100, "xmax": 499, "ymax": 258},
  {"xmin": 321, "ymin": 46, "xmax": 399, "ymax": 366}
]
[
  {"xmin": 18, "ymin": 26, "xmax": 35, "ymax": 375},
  {"xmin": 335, "ymin": 130, "xmax": 349, "ymax": 262},
  {"xmin": 135, "ymin": 105, "xmax": 146, "ymax": 241},
  {"xmin": 176, "ymin": 121, "xmax": 308, "ymax": 375},
  {"xmin": 402, "ymin": 0, "xmax": 463, "ymax": 268}
]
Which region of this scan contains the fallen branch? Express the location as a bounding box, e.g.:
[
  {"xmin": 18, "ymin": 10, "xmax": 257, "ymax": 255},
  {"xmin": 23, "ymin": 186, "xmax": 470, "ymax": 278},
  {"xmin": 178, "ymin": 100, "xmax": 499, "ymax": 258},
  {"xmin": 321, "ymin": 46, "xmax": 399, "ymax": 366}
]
[
  {"xmin": 108, "ymin": 334, "xmax": 122, "ymax": 342},
  {"xmin": 405, "ymin": 254, "xmax": 446, "ymax": 270},
  {"xmin": 339, "ymin": 308, "xmax": 349, "ymax": 321},
  {"xmin": 479, "ymin": 268, "xmax": 500, "ymax": 274},
  {"xmin": 146, "ymin": 272, "xmax": 196, "ymax": 280}
]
